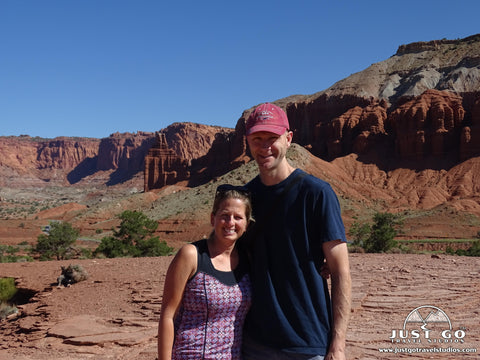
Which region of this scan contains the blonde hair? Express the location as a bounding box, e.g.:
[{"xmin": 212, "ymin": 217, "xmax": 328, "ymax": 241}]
[{"xmin": 213, "ymin": 185, "xmax": 253, "ymax": 224}]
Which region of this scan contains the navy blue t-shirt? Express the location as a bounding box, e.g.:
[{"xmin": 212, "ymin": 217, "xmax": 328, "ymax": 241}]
[{"xmin": 244, "ymin": 169, "xmax": 347, "ymax": 355}]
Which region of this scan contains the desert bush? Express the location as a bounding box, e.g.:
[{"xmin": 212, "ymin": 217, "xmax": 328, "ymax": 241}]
[
  {"xmin": 0, "ymin": 302, "xmax": 18, "ymax": 319},
  {"xmin": 136, "ymin": 236, "xmax": 175, "ymax": 257},
  {"xmin": 57, "ymin": 264, "xmax": 88, "ymax": 287},
  {"xmin": 348, "ymin": 221, "xmax": 371, "ymax": 247},
  {"xmin": 0, "ymin": 278, "xmax": 17, "ymax": 302},
  {"xmin": 79, "ymin": 247, "xmax": 93, "ymax": 259},
  {"xmin": 347, "ymin": 245, "xmax": 365, "ymax": 253},
  {"xmin": 0, "ymin": 245, "xmax": 33, "ymax": 263},
  {"xmin": 94, "ymin": 236, "xmax": 134, "ymax": 258},
  {"xmin": 35, "ymin": 221, "xmax": 79, "ymax": 260},
  {"xmin": 94, "ymin": 210, "xmax": 174, "ymax": 258},
  {"xmin": 363, "ymin": 212, "xmax": 403, "ymax": 253},
  {"xmin": 350, "ymin": 212, "xmax": 403, "ymax": 253},
  {"xmin": 456, "ymin": 240, "xmax": 480, "ymax": 257},
  {"xmin": 446, "ymin": 246, "xmax": 455, "ymax": 255}
]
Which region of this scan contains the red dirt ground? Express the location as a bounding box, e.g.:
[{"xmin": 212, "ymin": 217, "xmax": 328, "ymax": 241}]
[{"xmin": 1, "ymin": 253, "xmax": 479, "ymax": 360}]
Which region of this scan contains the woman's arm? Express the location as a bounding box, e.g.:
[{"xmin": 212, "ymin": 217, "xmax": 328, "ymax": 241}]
[{"xmin": 158, "ymin": 244, "xmax": 197, "ymax": 360}]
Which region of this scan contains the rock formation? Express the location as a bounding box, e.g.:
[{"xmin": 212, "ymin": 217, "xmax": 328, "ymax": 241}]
[
  {"xmin": 0, "ymin": 136, "xmax": 101, "ymax": 186},
  {"xmin": 97, "ymin": 132, "xmax": 155, "ymax": 172},
  {"xmin": 36, "ymin": 138, "xmax": 99, "ymax": 170},
  {"xmin": 388, "ymin": 90, "xmax": 464, "ymax": 160},
  {"xmin": 143, "ymin": 123, "xmax": 237, "ymax": 190},
  {"xmin": 143, "ymin": 132, "xmax": 188, "ymax": 192},
  {"xmin": 1, "ymin": 34, "xmax": 480, "ymax": 190}
]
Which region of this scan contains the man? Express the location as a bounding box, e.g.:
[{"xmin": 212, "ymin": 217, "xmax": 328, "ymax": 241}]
[{"xmin": 242, "ymin": 103, "xmax": 351, "ymax": 360}]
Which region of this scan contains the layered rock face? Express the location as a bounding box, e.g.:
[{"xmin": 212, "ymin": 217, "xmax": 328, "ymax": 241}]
[
  {"xmin": 155, "ymin": 123, "xmax": 235, "ymax": 189},
  {"xmin": 2, "ymin": 34, "xmax": 480, "ymax": 190},
  {"xmin": 241, "ymin": 34, "xmax": 480, "ymax": 165},
  {"xmin": 36, "ymin": 138, "xmax": 100, "ymax": 170},
  {"xmin": 0, "ymin": 123, "xmax": 236, "ymax": 189},
  {"xmin": 0, "ymin": 136, "xmax": 101, "ymax": 186},
  {"xmin": 144, "ymin": 132, "xmax": 188, "ymax": 191},
  {"xmin": 0, "ymin": 133, "xmax": 155, "ymax": 187},
  {"xmin": 238, "ymin": 89, "xmax": 480, "ymax": 165},
  {"xmin": 97, "ymin": 132, "xmax": 155, "ymax": 172},
  {"xmin": 388, "ymin": 90, "xmax": 465, "ymax": 160},
  {"xmin": 0, "ymin": 136, "xmax": 99, "ymax": 172}
]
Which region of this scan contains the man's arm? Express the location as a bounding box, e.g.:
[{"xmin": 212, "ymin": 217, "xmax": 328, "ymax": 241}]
[{"xmin": 323, "ymin": 240, "xmax": 351, "ymax": 360}]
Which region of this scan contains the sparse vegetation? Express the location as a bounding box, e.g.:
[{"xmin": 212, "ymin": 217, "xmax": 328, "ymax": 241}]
[
  {"xmin": 0, "ymin": 302, "xmax": 18, "ymax": 319},
  {"xmin": 0, "ymin": 277, "xmax": 17, "ymax": 302},
  {"xmin": 349, "ymin": 212, "xmax": 404, "ymax": 253},
  {"xmin": 447, "ymin": 240, "xmax": 480, "ymax": 257},
  {"xmin": 0, "ymin": 277, "xmax": 19, "ymax": 319},
  {"xmin": 57, "ymin": 264, "xmax": 89, "ymax": 287},
  {"xmin": 35, "ymin": 221, "xmax": 79, "ymax": 260},
  {"xmin": 0, "ymin": 245, "xmax": 34, "ymax": 263},
  {"xmin": 94, "ymin": 210, "xmax": 174, "ymax": 258}
]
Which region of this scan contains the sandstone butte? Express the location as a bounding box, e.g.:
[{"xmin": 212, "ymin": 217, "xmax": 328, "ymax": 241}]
[{"xmin": 1, "ymin": 34, "xmax": 480, "ymax": 359}]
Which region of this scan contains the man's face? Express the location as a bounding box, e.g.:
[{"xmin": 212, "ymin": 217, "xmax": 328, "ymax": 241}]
[{"xmin": 246, "ymin": 130, "xmax": 292, "ymax": 171}]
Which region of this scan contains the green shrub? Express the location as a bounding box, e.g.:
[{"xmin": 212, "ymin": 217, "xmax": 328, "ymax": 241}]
[
  {"xmin": 94, "ymin": 236, "xmax": 134, "ymax": 258},
  {"xmin": 79, "ymin": 248, "xmax": 93, "ymax": 259},
  {"xmin": 35, "ymin": 221, "xmax": 79, "ymax": 260},
  {"xmin": 457, "ymin": 240, "xmax": 480, "ymax": 257},
  {"xmin": 0, "ymin": 278, "xmax": 17, "ymax": 302},
  {"xmin": 94, "ymin": 210, "xmax": 174, "ymax": 258},
  {"xmin": 137, "ymin": 237, "xmax": 174, "ymax": 257},
  {"xmin": 363, "ymin": 212, "xmax": 402, "ymax": 253},
  {"xmin": 348, "ymin": 221, "xmax": 371, "ymax": 247},
  {"xmin": 350, "ymin": 212, "xmax": 403, "ymax": 253}
]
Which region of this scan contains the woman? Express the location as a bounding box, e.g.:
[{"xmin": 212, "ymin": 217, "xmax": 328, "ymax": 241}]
[{"xmin": 158, "ymin": 184, "xmax": 253, "ymax": 360}]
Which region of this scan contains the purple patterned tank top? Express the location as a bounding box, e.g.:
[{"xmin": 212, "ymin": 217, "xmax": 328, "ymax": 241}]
[{"xmin": 173, "ymin": 239, "xmax": 252, "ymax": 360}]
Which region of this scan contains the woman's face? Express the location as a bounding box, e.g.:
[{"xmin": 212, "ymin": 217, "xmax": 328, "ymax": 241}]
[{"xmin": 211, "ymin": 197, "xmax": 248, "ymax": 243}]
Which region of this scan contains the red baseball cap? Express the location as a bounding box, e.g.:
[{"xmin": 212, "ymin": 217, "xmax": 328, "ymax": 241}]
[{"xmin": 246, "ymin": 103, "xmax": 290, "ymax": 136}]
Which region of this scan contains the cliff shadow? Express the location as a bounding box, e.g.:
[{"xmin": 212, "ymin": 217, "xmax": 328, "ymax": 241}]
[
  {"xmin": 105, "ymin": 138, "xmax": 155, "ymax": 186},
  {"xmin": 67, "ymin": 157, "xmax": 99, "ymax": 184},
  {"xmin": 106, "ymin": 168, "xmax": 141, "ymax": 186},
  {"xmin": 186, "ymin": 132, "xmax": 240, "ymax": 187}
]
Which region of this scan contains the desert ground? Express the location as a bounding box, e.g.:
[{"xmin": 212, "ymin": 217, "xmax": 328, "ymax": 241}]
[
  {"xmin": 1, "ymin": 149, "xmax": 479, "ymax": 359},
  {"xmin": 1, "ymin": 253, "xmax": 479, "ymax": 360}
]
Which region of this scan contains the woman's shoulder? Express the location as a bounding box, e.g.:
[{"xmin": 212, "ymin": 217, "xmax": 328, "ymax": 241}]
[{"xmin": 174, "ymin": 242, "xmax": 199, "ymax": 264}]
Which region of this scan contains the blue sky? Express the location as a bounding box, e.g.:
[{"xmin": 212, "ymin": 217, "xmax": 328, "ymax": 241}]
[{"xmin": 1, "ymin": 0, "xmax": 478, "ymax": 139}]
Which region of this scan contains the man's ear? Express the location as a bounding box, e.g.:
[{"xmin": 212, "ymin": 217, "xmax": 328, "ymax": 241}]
[{"xmin": 285, "ymin": 130, "xmax": 293, "ymax": 146}]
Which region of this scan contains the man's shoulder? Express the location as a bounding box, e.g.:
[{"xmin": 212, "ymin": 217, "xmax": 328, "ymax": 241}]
[
  {"xmin": 297, "ymin": 169, "xmax": 334, "ymax": 191},
  {"xmin": 245, "ymin": 175, "xmax": 261, "ymax": 189}
]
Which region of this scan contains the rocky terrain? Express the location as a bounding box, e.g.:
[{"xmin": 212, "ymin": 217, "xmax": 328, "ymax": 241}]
[
  {"xmin": 1, "ymin": 254, "xmax": 479, "ymax": 359},
  {"xmin": 1, "ymin": 143, "xmax": 479, "ymax": 250},
  {"xmin": 1, "ymin": 34, "xmax": 480, "ymax": 359},
  {"xmin": 1, "ymin": 143, "xmax": 479, "ymax": 359}
]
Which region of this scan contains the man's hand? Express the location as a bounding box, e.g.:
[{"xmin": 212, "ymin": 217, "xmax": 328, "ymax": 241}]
[
  {"xmin": 325, "ymin": 348, "xmax": 347, "ymax": 360},
  {"xmin": 320, "ymin": 260, "xmax": 331, "ymax": 279}
]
